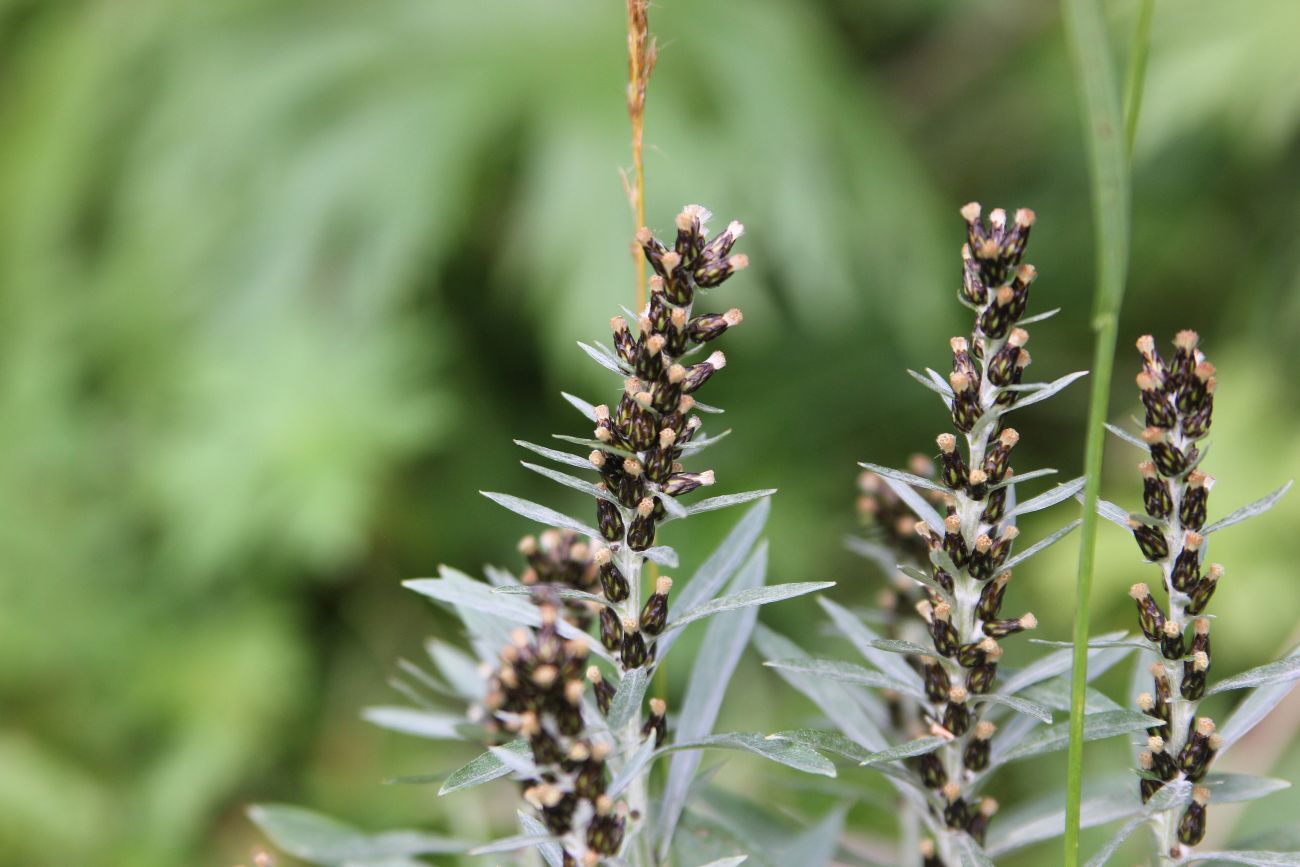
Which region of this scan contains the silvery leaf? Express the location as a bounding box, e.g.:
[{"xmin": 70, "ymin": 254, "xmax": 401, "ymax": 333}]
[
  {"xmin": 658, "ymin": 543, "xmax": 768, "ymax": 859},
  {"xmin": 763, "ymin": 658, "xmax": 924, "ymax": 701},
  {"xmin": 999, "ymin": 519, "xmax": 1081, "ymax": 571},
  {"xmin": 491, "ymin": 584, "xmax": 612, "ymax": 608},
  {"xmin": 990, "ymin": 467, "xmax": 1059, "ymax": 490},
  {"xmin": 816, "ymin": 596, "xmax": 924, "ymax": 684},
  {"xmin": 438, "ymin": 739, "xmax": 531, "ymax": 795},
  {"xmin": 663, "ymin": 583, "xmax": 832, "ymax": 634},
  {"xmin": 514, "ymin": 439, "xmax": 592, "ymax": 470},
  {"xmin": 953, "ymin": 834, "xmax": 995, "ymax": 867},
  {"xmin": 606, "ymin": 734, "xmax": 657, "ymax": 798},
  {"xmin": 677, "ymin": 427, "xmax": 732, "ymax": 457},
  {"xmin": 995, "ymin": 711, "xmax": 1157, "ymax": 764},
  {"xmin": 361, "ymin": 707, "xmax": 464, "ymax": 741},
  {"xmin": 561, "ymin": 390, "xmax": 598, "ymax": 421},
  {"xmin": 1017, "ymin": 306, "xmax": 1062, "ymax": 325},
  {"xmin": 1104, "ymin": 422, "xmax": 1148, "ymax": 450},
  {"xmin": 908, "ymin": 368, "xmax": 954, "ymax": 403},
  {"xmin": 684, "ymin": 489, "xmax": 778, "ymax": 516},
  {"xmin": 1203, "ymin": 481, "xmax": 1293, "ymax": 535},
  {"xmin": 1220, "ymin": 643, "xmax": 1300, "ymax": 753},
  {"xmin": 643, "ymin": 545, "xmax": 680, "ymax": 568},
  {"xmin": 1207, "ymin": 655, "xmax": 1300, "ymax": 696},
  {"xmin": 658, "ymin": 491, "xmax": 689, "ymax": 519},
  {"xmin": 843, "ymin": 535, "xmax": 897, "ymax": 576},
  {"xmin": 606, "ymin": 666, "xmax": 650, "ymax": 731},
  {"xmin": 247, "ymin": 804, "xmax": 464, "ymax": 863},
  {"xmin": 1181, "ymin": 852, "xmax": 1300, "ymax": 865},
  {"xmin": 577, "ymin": 340, "xmax": 627, "ymax": 375},
  {"xmin": 1000, "ymin": 370, "xmax": 1088, "ymax": 411},
  {"xmin": 1083, "ymin": 782, "xmax": 1189, "ymax": 867},
  {"xmin": 552, "ymin": 434, "xmax": 637, "ymax": 458},
  {"xmin": 858, "ymin": 461, "xmax": 948, "ymax": 493},
  {"xmin": 480, "ymin": 491, "xmax": 599, "ymax": 537},
  {"xmin": 974, "ymin": 692, "xmax": 1054, "ymax": 724},
  {"xmin": 658, "ymin": 732, "xmax": 837, "ymax": 777},
  {"xmin": 763, "ymin": 728, "xmax": 874, "ymax": 763},
  {"xmin": 1007, "ymin": 477, "xmax": 1086, "ymax": 519},
  {"xmin": 857, "ymin": 736, "xmax": 947, "ymax": 766},
  {"xmin": 520, "ymin": 461, "xmax": 617, "ymax": 503},
  {"xmin": 518, "ymin": 812, "xmax": 564, "ymax": 867},
  {"xmin": 692, "ymin": 400, "xmax": 725, "ymax": 413},
  {"xmin": 468, "ymin": 834, "xmax": 561, "ymax": 855},
  {"xmin": 1200, "ymin": 772, "xmax": 1291, "ymax": 804}
]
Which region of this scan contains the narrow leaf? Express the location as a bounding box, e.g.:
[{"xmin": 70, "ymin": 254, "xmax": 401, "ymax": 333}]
[
  {"xmin": 659, "ymin": 732, "xmax": 837, "ymax": 777},
  {"xmin": 492, "ymin": 584, "xmax": 612, "ymax": 609},
  {"xmin": 764, "ymin": 658, "xmax": 924, "ymax": 700},
  {"xmin": 1203, "ymin": 482, "xmax": 1293, "ymax": 535},
  {"xmin": 976, "ymin": 692, "xmax": 1055, "ymax": 724},
  {"xmin": 817, "ymin": 595, "xmax": 927, "ymax": 685},
  {"xmin": 606, "ymin": 735, "xmax": 657, "ymax": 798},
  {"xmin": 361, "ymin": 707, "xmax": 464, "ymax": 741},
  {"xmin": 1000, "ymin": 370, "xmax": 1089, "ymax": 411},
  {"xmin": 858, "ymin": 736, "xmax": 947, "ymax": 766},
  {"xmin": 879, "ymin": 474, "xmax": 945, "ymax": 530},
  {"xmin": 518, "ymin": 812, "xmax": 564, "ymax": 867},
  {"xmin": 996, "ymin": 711, "xmax": 1157, "ymax": 764},
  {"xmin": 858, "ymin": 461, "xmax": 948, "ymax": 493},
  {"xmin": 764, "ymin": 729, "xmax": 874, "ymax": 763},
  {"xmin": 1201, "ymin": 772, "xmax": 1291, "ymax": 804},
  {"xmin": 514, "ymin": 439, "xmax": 592, "ymax": 470},
  {"xmin": 1208, "ymin": 656, "xmax": 1300, "ymax": 696},
  {"xmin": 954, "ymin": 835, "xmax": 996, "ymax": 867},
  {"xmin": 664, "ymin": 582, "xmax": 833, "ymax": 634},
  {"xmin": 560, "ymin": 391, "xmax": 597, "ymax": 421},
  {"xmin": 1182, "ymin": 852, "xmax": 1300, "ymax": 865},
  {"xmin": 908, "ymin": 368, "xmax": 955, "ymax": 400},
  {"xmin": 843, "ymin": 535, "xmax": 897, "ymax": 576},
  {"xmin": 247, "ymin": 804, "xmax": 465, "ymax": 861},
  {"xmin": 999, "ymin": 519, "xmax": 1082, "ymax": 572},
  {"xmin": 659, "ymin": 543, "xmax": 769, "ymax": 858},
  {"xmin": 468, "ymin": 834, "xmax": 561, "ymax": 856},
  {"xmin": 606, "ymin": 667, "xmax": 650, "ymax": 731},
  {"xmin": 438, "ymin": 740, "xmax": 532, "ymax": 795},
  {"xmin": 1008, "ymin": 477, "xmax": 1086, "ymax": 519},
  {"xmin": 1018, "ymin": 307, "xmax": 1062, "ymax": 325},
  {"xmin": 480, "ymin": 491, "xmax": 599, "ymax": 537},
  {"xmin": 991, "ymin": 467, "xmax": 1059, "ymax": 490},
  {"xmin": 520, "ymin": 462, "xmax": 616, "ymax": 503},
  {"xmin": 1104, "ymin": 422, "xmax": 1148, "ymax": 450},
  {"xmin": 684, "ymin": 489, "xmax": 778, "ymax": 516},
  {"xmin": 577, "ymin": 340, "xmax": 627, "ymax": 375},
  {"xmin": 1220, "ymin": 643, "xmax": 1300, "ymax": 753},
  {"xmin": 643, "ymin": 545, "xmax": 680, "ymax": 568}
]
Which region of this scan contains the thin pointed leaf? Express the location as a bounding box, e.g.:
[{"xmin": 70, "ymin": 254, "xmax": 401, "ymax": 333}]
[
  {"xmin": 517, "ymin": 813, "xmax": 564, "ymax": 867},
  {"xmin": 817, "ymin": 596, "xmax": 926, "ymax": 684},
  {"xmin": 764, "ymin": 729, "xmax": 874, "ymax": 763},
  {"xmin": 468, "ymin": 834, "xmax": 561, "ymax": 856},
  {"xmin": 897, "ymin": 563, "xmax": 953, "ymax": 600},
  {"xmin": 763, "ymin": 658, "xmax": 925, "ymax": 701},
  {"xmin": 438, "ymin": 740, "xmax": 532, "ymax": 795},
  {"xmin": 606, "ymin": 666, "xmax": 650, "ymax": 731},
  {"xmin": 692, "ymin": 859, "xmax": 749, "ymax": 867},
  {"xmin": 999, "ymin": 520, "xmax": 1082, "ymax": 571},
  {"xmin": 879, "ymin": 474, "xmax": 945, "ymax": 530},
  {"xmin": 1104, "ymin": 422, "xmax": 1148, "ymax": 450},
  {"xmin": 908, "ymin": 368, "xmax": 955, "ymax": 400},
  {"xmin": 1201, "ymin": 772, "xmax": 1291, "ymax": 804},
  {"xmin": 991, "ymin": 467, "xmax": 1060, "ymax": 490},
  {"xmin": 693, "ymin": 400, "xmax": 725, "ymax": 414},
  {"xmin": 514, "ymin": 439, "xmax": 592, "ymax": 470},
  {"xmin": 247, "ymin": 805, "xmax": 465, "ymax": 862},
  {"xmin": 858, "ymin": 736, "xmax": 947, "ymax": 766},
  {"xmin": 683, "ymin": 489, "xmax": 778, "ymax": 517},
  {"xmin": 606, "ymin": 734, "xmax": 657, "ymax": 798},
  {"xmin": 1008, "ymin": 477, "xmax": 1086, "ymax": 519},
  {"xmin": 1017, "ymin": 307, "xmax": 1062, "ymax": 325},
  {"xmin": 659, "ymin": 491, "xmax": 689, "ymax": 519},
  {"xmin": 1182, "ymin": 852, "xmax": 1300, "ymax": 865},
  {"xmin": 843, "ymin": 535, "xmax": 897, "ymax": 576},
  {"xmin": 552, "ymin": 434, "xmax": 637, "ymax": 458},
  {"xmin": 858, "ymin": 462, "xmax": 948, "ymax": 493},
  {"xmin": 561, "ymin": 391, "xmax": 597, "ymax": 421},
  {"xmin": 362, "ymin": 707, "xmax": 465, "ymax": 741},
  {"xmin": 975, "ymin": 692, "xmax": 1055, "ymax": 724},
  {"xmin": 480, "ymin": 491, "xmax": 599, "ymax": 537},
  {"xmin": 426, "ymin": 639, "xmax": 486, "ymax": 701},
  {"xmin": 1081, "ymin": 493, "xmax": 1132, "ymax": 528},
  {"xmin": 1000, "ymin": 370, "xmax": 1088, "ymax": 411},
  {"xmin": 577, "ymin": 340, "xmax": 627, "ymax": 375},
  {"xmin": 1208, "ymin": 656, "xmax": 1300, "ymax": 696},
  {"xmin": 954, "ymin": 835, "xmax": 995, "ymax": 867},
  {"xmin": 663, "ymin": 582, "xmax": 832, "ymax": 634},
  {"xmin": 1203, "ymin": 482, "xmax": 1293, "ymax": 535},
  {"xmin": 520, "ymin": 462, "xmax": 616, "ymax": 503},
  {"xmin": 1220, "ymin": 643, "xmax": 1300, "ymax": 753},
  {"xmin": 678, "ymin": 428, "xmax": 733, "ymax": 457},
  {"xmin": 1082, "ymin": 783, "xmax": 1190, "ymax": 867},
  {"xmin": 996, "ymin": 711, "xmax": 1157, "ymax": 764},
  {"xmin": 752, "ymin": 624, "xmax": 889, "ymax": 754},
  {"xmin": 643, "ymin": 545, "xmax": 679, "ymax": 568},
  {"xmin": 658, "ymin": 732, "xmax": 837, "ymax": 777},
  {"xmin": 659, "ymin": 543, "xmax": 769, "ymax": 858},
  {"xmin": 986, "ymin": 779, "xmax": 1148, "ymax": 856},
  {"xmin": 492, "ymin": 584, "xmax": 612, "ymax": 608}
]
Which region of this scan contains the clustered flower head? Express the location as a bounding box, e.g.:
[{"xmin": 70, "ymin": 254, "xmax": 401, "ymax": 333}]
[
  {"xmin": 484, "ymin": 599, "xmax": 630, "ymax": 865},
  {"xmin": 902, "ymin": 203, "xmax": 1044, "ymax": 853},
  {"xmin": 586, "ymin": 204, "xmax": 748, "ymax": 669},
  {"xmin": 1127, "ymin": 331, "xmax": 1223, "ymax": 852},
  {"xmin": 518, "ymin": 530, "xmax": 599, "ymax": 626}
]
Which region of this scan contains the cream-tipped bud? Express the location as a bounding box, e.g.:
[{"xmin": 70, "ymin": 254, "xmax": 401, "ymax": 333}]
[{"xmin": 960, "ymin": 202, "xmax": 982, "ymax": 223}]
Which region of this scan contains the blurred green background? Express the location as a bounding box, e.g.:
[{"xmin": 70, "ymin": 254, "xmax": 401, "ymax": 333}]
[{"xmin": 1, "ymin": 0, "xmax": 1297, "ymax": 864}]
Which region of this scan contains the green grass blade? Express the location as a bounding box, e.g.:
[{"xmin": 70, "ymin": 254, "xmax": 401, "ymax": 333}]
[{"xmin": 1060, "ymin": 0, "xmax": 1149, "ymax": 862}]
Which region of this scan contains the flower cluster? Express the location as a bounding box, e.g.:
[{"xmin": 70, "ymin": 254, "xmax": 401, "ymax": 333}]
[
  {"xmin": 588, "ymin": 204, "xmax": 747, "ymax": 670},
  {"xmin": 484, "ymin": 599, "xmax": 629, "ymax": 865},
  {"xmin": 898, "ymin": 203, "xmax": 1047, "ymax": 851},
  {"xmin": 519, "ymin": 530, "xmax": 600, "ymax": 626},
  {"xmin": 1126, "ymin": 331, "xmax": 1223, "ymax": 853}
]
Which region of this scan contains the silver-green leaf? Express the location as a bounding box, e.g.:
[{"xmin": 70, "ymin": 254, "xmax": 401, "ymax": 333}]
[
  {"xmin": 663, "ymin": 581, "xmax": 834, "ymax": 634},
  {"xmin": 247, "ymin": 804, "xmax": 465, "ymax": 863},
  {"xmin": 1203, "ymin": 481, "xmax": 1293, "ymax": 535},
  {"xmin": 438, "ymin": 739, "xmax": 531, "ymax": 795},
  {"xmin": 480, "ymin": 491, "xmax": 599, "ymax": 537}
]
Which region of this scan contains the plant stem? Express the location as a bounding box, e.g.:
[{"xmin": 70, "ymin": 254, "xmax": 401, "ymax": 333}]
[
  {"xmin": 1061, "ymin": 0, "xmax": 1145, "ymax": 860},
  {"xmin": 626, "ymin": 0, "xmax": 650, "ymax": 312},
  {"xmin": 1121, "ymin": 0, "xmax": 1156, "ymax": 159}
]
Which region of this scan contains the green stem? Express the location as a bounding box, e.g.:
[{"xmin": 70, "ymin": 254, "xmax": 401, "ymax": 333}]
[
  {"xmin": 1061, "ymin": 0, "xmax": 1149, "ymax": 862},
  {"xmin": 1121, "ymin": 0, "xmax": 1156, "ymax": 159}
]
